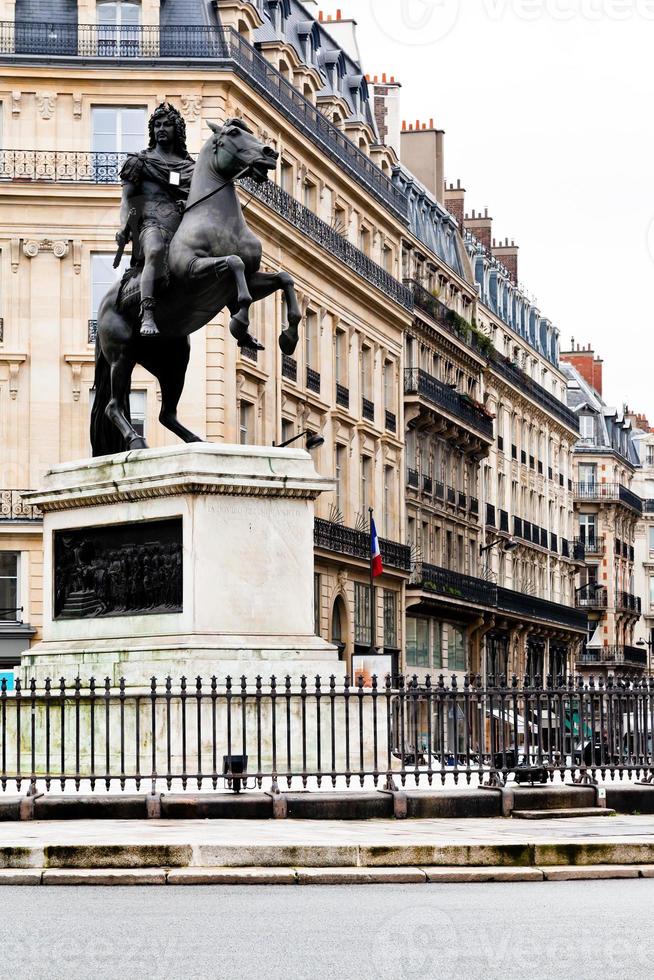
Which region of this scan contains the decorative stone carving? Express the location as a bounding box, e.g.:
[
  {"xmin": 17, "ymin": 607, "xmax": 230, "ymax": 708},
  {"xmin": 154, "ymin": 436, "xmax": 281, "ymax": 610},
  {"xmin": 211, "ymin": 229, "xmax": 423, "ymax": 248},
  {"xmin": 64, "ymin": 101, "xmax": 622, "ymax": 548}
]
[
  {"xmin": 11, "ymin": 91, "xmax": 21, "ymax": 116},
  {"xmin": 180, "ymin": 95, "xmax": 202, "ymax": 121},
  {"xmin": 36, "ymin": 92, "xmax": 57, "ymax": 120},
  {"xmin": 10, "ymin": 238, "xmax": 20, "ymax": 273},
  {"xmin": 72, "ymin": 92, "xmax": 82, "ymax": 118},
  {"xmin": 72, "ymin": 240, "xmax": 82, "ymax": 274},
  {"xmin": 22, "ymin": 239, "xmax": 69, "ymax": 258}
]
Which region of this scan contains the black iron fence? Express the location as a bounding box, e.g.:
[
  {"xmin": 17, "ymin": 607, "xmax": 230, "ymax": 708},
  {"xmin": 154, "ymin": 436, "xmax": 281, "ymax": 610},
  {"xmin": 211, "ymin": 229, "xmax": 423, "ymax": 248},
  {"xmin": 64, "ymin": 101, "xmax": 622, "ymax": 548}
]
[
  {"xmin": 573, "ymin": 483, "xmax": 643, "ymax": 514},
  {"xmin": 314, "ymin": 518, "xmax": 411, "ymax": 571},
  {"xmin": 489, "ymin": 352, "xmax": 579, "ymax": 433},
  {"xmin": 2, "ymin": 674, "xmax": 653, "ymax": 793}
]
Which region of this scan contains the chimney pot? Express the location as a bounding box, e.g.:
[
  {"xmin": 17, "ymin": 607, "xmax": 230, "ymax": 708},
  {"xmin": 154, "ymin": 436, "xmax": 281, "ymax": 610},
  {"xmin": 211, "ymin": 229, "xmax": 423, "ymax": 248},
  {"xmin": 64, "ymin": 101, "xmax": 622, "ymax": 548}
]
[
  {"xmin": 429, "ymin": 117, "xmax": 434, "ymax": 128},
  {"xmin": 336, "ymin": 8, "xmax": 342, "ymax": 19},
  {"xmin": 318, "ymin": 10, "xmax": 323, "ymax": 21},
  {"xmin": 382, "ymin": 72, "xmax": 387, "ymax": 83},
  {"xmin": 390, "ymin": 75, "xmax": 395, "ymax": 83}
]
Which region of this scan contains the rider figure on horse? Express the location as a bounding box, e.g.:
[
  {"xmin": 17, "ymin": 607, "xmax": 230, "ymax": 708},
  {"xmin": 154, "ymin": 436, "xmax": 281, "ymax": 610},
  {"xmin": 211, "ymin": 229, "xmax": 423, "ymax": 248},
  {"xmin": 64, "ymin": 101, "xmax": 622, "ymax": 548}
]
[{"xmin": 115, "ymin": 102, "xmax": 195, "ymax": 337}]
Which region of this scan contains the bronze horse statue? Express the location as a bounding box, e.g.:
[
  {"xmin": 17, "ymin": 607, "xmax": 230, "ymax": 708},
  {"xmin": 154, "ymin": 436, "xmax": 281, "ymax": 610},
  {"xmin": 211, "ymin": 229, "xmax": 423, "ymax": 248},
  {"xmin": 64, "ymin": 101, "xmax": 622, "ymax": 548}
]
[{"xmin": 91, "ymin": 119, "xmax": 302, "ymax": 456}]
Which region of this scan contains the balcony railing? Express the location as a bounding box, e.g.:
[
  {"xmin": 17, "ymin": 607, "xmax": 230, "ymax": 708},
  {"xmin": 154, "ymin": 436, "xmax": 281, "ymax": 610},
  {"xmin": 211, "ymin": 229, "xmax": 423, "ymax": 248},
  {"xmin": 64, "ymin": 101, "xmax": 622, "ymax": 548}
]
[
  {"xmin": 575, "ymin": 586, "xmax": 608, "ymax": 610},
  {"xmin": 616, "ymin": 592, "xmax": 641, "ymax": 615},
  {"xmin": 384, "ymin": 410, "xmax": 396, "ymax": 433},
  {"xmin": 490, "ymin": 352, "xmax": 579, "ymax": 433},
  {"xmin": 407, "ymin": 468, "xmax": 419, "ymax": 489},
  {"xmin": 411, "ymin": 563, "xmax": 496, "ymax": 607},
  {"xmin": 361, "ymin": 397, "xmax": 375, "ymax": 423},
  {"xmin": 578, "ymin": 645, "xmax": 647, "ymax": 667},
  {"xmin": 404, "ymin": 280, "xmax": 489, "ymax": 356},
  {"xmin": 422, "ymin": 475, "xmax": 433, "ymax": 495},
  {"xmin": 644, "ymin": 500, "xmax": 654, "ymax": 513},
  {"xmin": 486, "ymin": 503, "xmax": 496, "ymax": 527},
  {"xmin": 499, "ymin": 510, "xmax": 509, "ymax": 533},
  {"xmin": 410, "ymin": 565, "xmax": 586, "ymax": 631},
  {"xmin": 281, "ymin": 354, "xmax": 297, "ymax": 382},
  {"xmin": 306, "ymin": 366, "xmax": 321, "ymax": 394},
  {"xmin": 88, "ymin": 319, "xmax": 97, "ymax": 344},
  {"xmin": 0, "ymin": 490, "xmax": 42, "ymax": 521},
  {"xmin": 0, "ymin": 25, "xmax": 408, "ymax": 221},
  {"xmin": 573, "ymin": 483, "xmax": 643, "ymax": 514},
  {"xmin": 335, "ymin": 383, "xmax": 349, "ymax": 409},
  {"xmin": 314, "ymin": 518, "xmax": 411, "ymax": 571},
  {"xmin": 404, "ymin": 368, "xmax": 494, "ymax": 439},
  {"xmin": 243, "ymin": 178, "xmax": 411, "ymax": 309},
  {"xmin": 577, "ymin": 536, "xmax": 605, "ymax": 555}
]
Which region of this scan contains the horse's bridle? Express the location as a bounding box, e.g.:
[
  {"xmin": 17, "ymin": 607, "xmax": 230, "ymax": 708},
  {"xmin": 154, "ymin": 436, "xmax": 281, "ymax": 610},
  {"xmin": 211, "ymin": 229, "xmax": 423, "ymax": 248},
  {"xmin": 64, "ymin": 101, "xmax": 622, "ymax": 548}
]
[{"xmin": 183, "ymin": 165, "xmax": 250, "ymax": 215}]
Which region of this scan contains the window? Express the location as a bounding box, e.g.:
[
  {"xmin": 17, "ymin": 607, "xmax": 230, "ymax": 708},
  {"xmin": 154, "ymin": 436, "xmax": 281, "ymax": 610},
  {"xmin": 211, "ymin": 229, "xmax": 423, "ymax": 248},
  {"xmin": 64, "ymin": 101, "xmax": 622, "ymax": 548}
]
[
  {"xmin": 578, "ymin": 514, "xmax": 597, "ymax": 546},
  {"xmin": 129, "ymin": 390, "xmax": 146, "ymax": 438},
  {"xmin": 335, "ymin": 329, "xmax": 346, "ymax": 384},
  {"xmin": 382, "ymin": 244, "xmax": 393, "ymax": 273},
  {"xmin": 383, "ymin": 590, "xmax": 397, "ymax": 647},
  {"xmin": 383, "ymin": 466, "xmax": 393, "ymax": 538},
  {"xmin": 313, "ymin": 574, "xmax": 321, "ymax": 636},
  {"xmin": 304, "ymin": 309, "xmax": 317, "ymax": 369},
  {"xmin": 333, "ymin": 203, "xmax": 347, "ymax": 236},
  {"xmin": 447, "ymin": 625, "xmax": 466, "ymax": 671},
  {"xmin": 91, "ymin": 253, "xmax": 129, "ymax": 320},
  {"xmin": 354, "ymin": 583, "xmax": 371, "ymax": 646},
  {"xmin": 97, "ymin": 1, "xmax": 141, "ymax": 56},
  {"xmin": 360, "ymin": 455, "xmax": 371, "ymax": 513},
  {"xmin": 359, "ymin": 225, "xmax": 371, "ymax": 256},
  {"xmin": 650, "ymin": 577, "xmax": 654, "ymax": 610},
  {"xmin": 579, "ymin": 415, "xmax": 594, "ymax": 442},
  {"xmin": 281, "ymin": 418, "xmax": 294, "ymax": 445},
  {"xmin": 239, "ymin": 401, "xmax": 253, "ymax": 445},
  {"xmin": 406, "ymin": 617, "xmax": 429, "ymax": 667},
  {"xmin": 383, "ymin": 360, "xmax": 394, "ymax": 413},
  {"xmin": 280, "ymin": 159, "xmax": 294, "ymax": 196},
  {"xmin": 432, "ymin": 623, "xmax": 443, "ymax": 669},
  {"xmin": 649, "ymin": 527, "xmax": 654, "ymax": 557},
  {"xmin": 91, "ymin": 105, "xmax": 146, "ymax": 155},
  {"xmin": 578, "ymin": 463, "xmax": 597, "ymax": 488},
  {"xmin": 303, "ymin": 179, "xmax": 317, "ymax": 211},
  {"xmin": 335, "ymin": 444, "xmax": 346, "ymax": 517},
  {"xmin": 360, "ymin": 345, "xmax": 372, "ymax": 401},
  {"xmin": 0, "ymin": 552, "xmax": 18, "ymax": 621}
]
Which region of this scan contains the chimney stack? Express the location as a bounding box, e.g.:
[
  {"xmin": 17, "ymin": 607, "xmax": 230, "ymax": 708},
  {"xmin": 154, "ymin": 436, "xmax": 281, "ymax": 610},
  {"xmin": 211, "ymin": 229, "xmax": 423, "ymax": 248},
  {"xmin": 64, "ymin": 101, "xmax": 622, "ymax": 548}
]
[
  {"xmin": 463, "ymin": 207, "xmax": 493, "ymax": 249},
  {"xmin": 559, "ymin": 342, "xmax": 604, "ymax": 397},
  {"xmin": 491, "ymin": 237, "xmax": 519, "ymax": 284},
  {"xmin": 369, "ymin": 73, "xmax": 402, "ymax": 156},
  {"xmin": 400, "ymin": 118, "xmax": 445, "ymax": 204},
  {"xmin": 444, "ymin": 179, "xmax": 465, "ymax": 227}
]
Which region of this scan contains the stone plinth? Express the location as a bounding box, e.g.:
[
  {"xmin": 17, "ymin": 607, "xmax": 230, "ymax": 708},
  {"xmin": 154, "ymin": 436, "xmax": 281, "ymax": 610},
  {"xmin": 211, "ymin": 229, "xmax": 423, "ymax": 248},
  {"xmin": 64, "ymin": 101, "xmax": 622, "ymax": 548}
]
[{"xmin": 21, "ymin": 443, "xmax": 342, "ymax": 687}]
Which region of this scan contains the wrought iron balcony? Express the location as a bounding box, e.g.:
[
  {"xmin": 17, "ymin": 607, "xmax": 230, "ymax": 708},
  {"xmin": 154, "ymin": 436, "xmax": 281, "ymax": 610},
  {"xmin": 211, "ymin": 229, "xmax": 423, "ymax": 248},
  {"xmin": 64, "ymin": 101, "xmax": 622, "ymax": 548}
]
[
  {"xmin": 88, "ymin": 319, "xmax": 97, "ymax": 344},
  {"xmin": 240, "ymin": 344, "xmax": 258, "ymax": 363},
  {"xmin": 410, "ymin": 562, "xmax": 496, "ymax": 607},
  {"xmin": 550, "ymin": 532, "xmax": 558, "ymax": 553},
  {"xmin": 616, "ymin": 591, "xmax": 641, "ymax": 615},
  {"xmin": 314, "ymin": 518, "xmax": 411, "ymax": 571},
  {"xmin": 281, "ymin": 354, "xmax": 297, "ymax": 382},
  {"xmin": 243, "ymin": 178, "xmax": 411, "ymax": 309},
  {"xmin": 0, "ymin": 25, "xmax": 408, "ymax": 221},
  {"xmin": 496, "ymin": 586, "xmax": 587, "ymax": 631},
  {"xmin": 422, "ymin": 475, "xmax": 433, "ymax": 495},
  {"xmin": 447, "ymin": 486, "xmax": 456, "ymax": 505},
  {"xmin": 403, "ymin": 368, "xmax": 494, "ymax": 439},
  {"xmin": 435, "ymin": 481, "xmax": 445, "ymax": 500},
  {"xmin": 409, "ymin": 562, "xmax": 586, "ymax": 630},
  {"xmin": 490, "ymin": 351, "xmax": 579, "ymax": 433},
  {"xmin": 0, "ymin": 490, "xmax": 41, "ymax": 521},
  {"xmin": 573, "ymin": 540, "xmax": 586, "ymax": 562},
  {"xmin": 644, "ymin": 499, "xmax": 654, "ymax": 513},
  {"xmin": 407, "ymin": 468, "xmax": 419, "ymax": 489},
  {"xmin": 499, "ymin": 510, "xmax": 509, "ymax": 532},
  {"xmin": 576, "ymin": 536, "xmax": 604, "ymax": 555},
  {"xmin": 469, "ymin": 496, "xmax": 479, "ymax": 517},
  {"xmin": 578, "ymin": 645, "xmax": 647, "ymax": 667},
  {"xmin": 486, "ymin": 503, "xmax": 496, "ymax": 527},
  {"xmin": 572, "ymin": 482, "xmax": 643, "ymax": 514},
  {"xmin": 384, "ymin": 410, "xmax": 396, "ymax": 433},
  {"xmin": 362, "ymin": 397, "xmax": 375, "ymax": 423},
  {"xmin": 306, "ymin": 366, "xmax": 321, "ymax": 394},
  {"xmin": 561, "ymin": 539, "xmax": 570, "ymax": 558},
  {"xmin": 335, "ymin": 383, "xmax": 349, "ymax": 409},
  {"xmin": 575, "ymin": 585, "xmax": 608, "ymax": 609}
]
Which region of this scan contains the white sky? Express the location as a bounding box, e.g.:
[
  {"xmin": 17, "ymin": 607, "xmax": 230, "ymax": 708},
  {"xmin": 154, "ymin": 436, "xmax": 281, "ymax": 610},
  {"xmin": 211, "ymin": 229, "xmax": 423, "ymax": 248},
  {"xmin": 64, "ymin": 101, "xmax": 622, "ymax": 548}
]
[{"xmin": 324, "ymin": 0, "xmax": 654, "ymax": 414}]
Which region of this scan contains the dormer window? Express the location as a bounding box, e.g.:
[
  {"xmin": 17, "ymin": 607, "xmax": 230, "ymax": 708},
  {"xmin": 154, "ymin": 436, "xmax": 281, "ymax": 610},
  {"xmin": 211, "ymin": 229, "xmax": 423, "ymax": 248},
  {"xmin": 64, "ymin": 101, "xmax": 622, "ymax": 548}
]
[
  {"xmin": 579, "ymin": 415, "xmax": 595, "ymax": 444},
  {"xmin": 97, "ymin": 1, "xmax": 140, "ymax": 55}
]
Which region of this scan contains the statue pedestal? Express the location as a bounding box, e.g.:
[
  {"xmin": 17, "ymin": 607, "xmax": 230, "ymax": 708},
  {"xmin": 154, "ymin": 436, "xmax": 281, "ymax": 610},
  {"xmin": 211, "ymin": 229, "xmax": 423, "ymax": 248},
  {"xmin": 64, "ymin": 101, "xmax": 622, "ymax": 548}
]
[{"xmin": 21, "ymin": 444, "xmax": 341, "ymax": 688}]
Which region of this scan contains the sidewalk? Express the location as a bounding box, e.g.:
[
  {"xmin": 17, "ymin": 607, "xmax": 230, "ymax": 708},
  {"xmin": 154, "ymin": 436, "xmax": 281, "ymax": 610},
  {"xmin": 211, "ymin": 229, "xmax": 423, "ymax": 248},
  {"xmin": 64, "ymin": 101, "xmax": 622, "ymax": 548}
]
[{"xmin": 1, "ymin": 814, "xmax": 654, "ymax": 884}]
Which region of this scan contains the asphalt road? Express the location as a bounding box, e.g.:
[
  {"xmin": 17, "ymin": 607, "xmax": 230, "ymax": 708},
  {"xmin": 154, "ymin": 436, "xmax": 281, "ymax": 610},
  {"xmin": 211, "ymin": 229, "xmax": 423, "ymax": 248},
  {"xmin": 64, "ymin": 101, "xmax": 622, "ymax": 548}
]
[{"xmin": 2, "ymin": 881, "xmax": 651, "ymax": 980}]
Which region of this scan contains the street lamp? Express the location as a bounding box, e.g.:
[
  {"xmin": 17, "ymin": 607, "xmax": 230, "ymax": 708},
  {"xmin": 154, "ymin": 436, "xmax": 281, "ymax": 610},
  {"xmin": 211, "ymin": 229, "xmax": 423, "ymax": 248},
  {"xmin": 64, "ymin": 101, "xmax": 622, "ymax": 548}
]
[
  {"xmin": 479, "ymin": 535, "xmax": 519, "ymax": 556},
  {"xmin": 636, "ymin": 635, "xmax": 653, "ymax": 674},
  {"xmin": 274, "ymin": 430, "xmax": 325, "ymax": 451}
]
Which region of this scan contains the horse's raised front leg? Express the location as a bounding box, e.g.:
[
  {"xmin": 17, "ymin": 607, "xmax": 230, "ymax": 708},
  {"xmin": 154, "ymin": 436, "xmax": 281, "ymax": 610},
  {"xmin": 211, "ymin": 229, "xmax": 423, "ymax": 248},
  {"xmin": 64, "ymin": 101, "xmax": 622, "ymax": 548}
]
[
  {"xmin": 187, "ymin": 254, "xmax": 263, "ymax": 351},
  {"xmin": 247, "ymin": 270, "xmax": 302, "ymax": 356}
]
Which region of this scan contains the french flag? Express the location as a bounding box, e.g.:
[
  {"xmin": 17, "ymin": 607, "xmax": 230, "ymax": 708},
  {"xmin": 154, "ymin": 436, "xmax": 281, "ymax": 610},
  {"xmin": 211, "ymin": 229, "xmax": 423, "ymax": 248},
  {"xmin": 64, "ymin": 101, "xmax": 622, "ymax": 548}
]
[{"xmin": 370, "ymin": 516, "xmax": 384, "ymax": 578}]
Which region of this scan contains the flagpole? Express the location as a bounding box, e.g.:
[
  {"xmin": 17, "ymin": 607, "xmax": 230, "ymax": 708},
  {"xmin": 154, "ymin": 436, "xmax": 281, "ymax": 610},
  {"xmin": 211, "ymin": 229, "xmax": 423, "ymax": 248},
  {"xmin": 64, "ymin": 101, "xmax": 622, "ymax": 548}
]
[{"xmin": 369, "ymin": 506, "xmax": 376, "ymax": 656}]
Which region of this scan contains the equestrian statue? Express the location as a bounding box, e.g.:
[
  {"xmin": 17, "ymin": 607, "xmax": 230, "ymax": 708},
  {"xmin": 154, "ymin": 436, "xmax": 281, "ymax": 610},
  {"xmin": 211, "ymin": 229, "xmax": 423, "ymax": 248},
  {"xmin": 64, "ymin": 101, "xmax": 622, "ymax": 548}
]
[{"xmin": 90, "ymin": 102, "xmax": 302, "ymax": 456}]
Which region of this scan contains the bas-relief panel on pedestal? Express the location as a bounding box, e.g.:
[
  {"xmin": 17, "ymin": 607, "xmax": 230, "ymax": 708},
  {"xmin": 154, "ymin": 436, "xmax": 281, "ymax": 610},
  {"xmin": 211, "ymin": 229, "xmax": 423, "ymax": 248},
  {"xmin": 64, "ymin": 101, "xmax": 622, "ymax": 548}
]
[{"xmin": 54, "ymin": 518, "xmax": 183, "ymax": 619}]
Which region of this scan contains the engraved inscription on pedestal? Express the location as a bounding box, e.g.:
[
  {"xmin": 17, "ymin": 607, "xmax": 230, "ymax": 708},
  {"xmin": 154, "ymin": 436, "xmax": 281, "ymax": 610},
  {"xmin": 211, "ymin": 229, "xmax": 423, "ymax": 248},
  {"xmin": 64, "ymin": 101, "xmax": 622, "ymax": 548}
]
[{"xmin": 54, "ymin": 518, "xmax": 183, "ymax": 619}]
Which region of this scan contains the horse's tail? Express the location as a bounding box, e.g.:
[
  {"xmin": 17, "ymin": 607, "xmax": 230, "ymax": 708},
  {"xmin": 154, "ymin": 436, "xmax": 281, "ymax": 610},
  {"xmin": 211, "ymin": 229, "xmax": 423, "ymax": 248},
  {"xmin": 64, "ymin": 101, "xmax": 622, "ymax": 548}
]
[{"xmin": 90, "ymin": 334, "xmax": 125, "ymax": 458}]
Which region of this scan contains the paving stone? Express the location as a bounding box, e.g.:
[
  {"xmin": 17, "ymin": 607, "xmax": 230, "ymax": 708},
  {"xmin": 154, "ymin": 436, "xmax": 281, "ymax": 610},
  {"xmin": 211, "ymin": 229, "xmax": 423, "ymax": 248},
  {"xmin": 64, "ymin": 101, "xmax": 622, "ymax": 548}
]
[
  {"xmin": 167, "ymin": 867, "xmax": 297, "ymax": 884},
  {"xmin": 296, "ymin": 867, "xmax": 427, "ymax": 884},
  {"xmin": 542, "ymin": 865, "xmax": 640, "ymax": 881},
  {"xmin": 41, "ymin": 868, "xmax": 167, "ymax": 885},
  {"xmin": 422, "ymin": 867, "xmax": 544, "ymax": 882}
]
